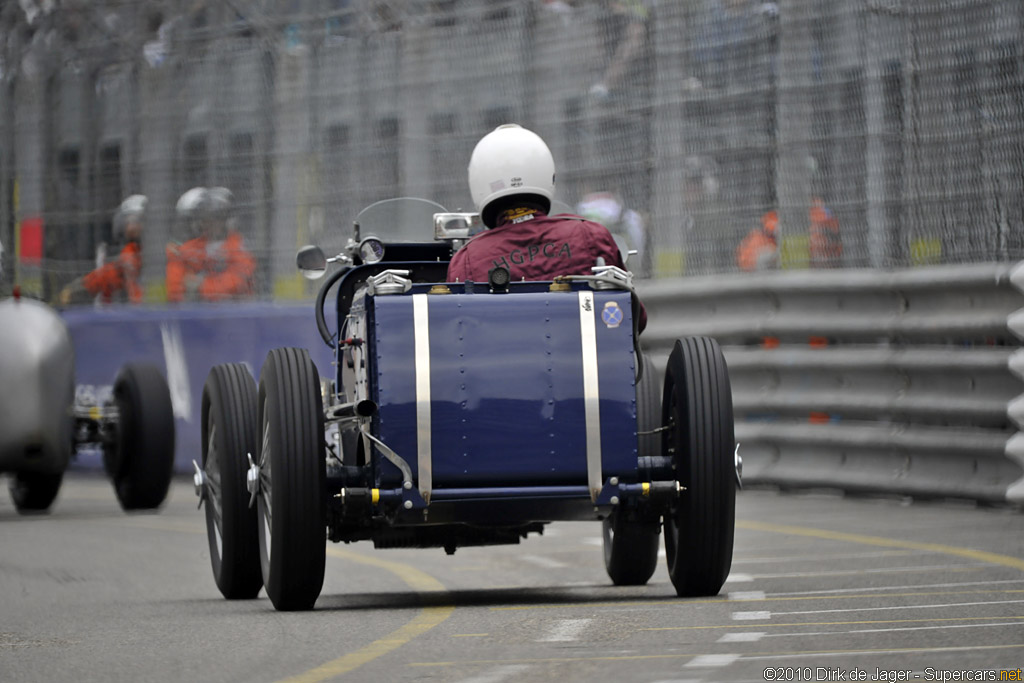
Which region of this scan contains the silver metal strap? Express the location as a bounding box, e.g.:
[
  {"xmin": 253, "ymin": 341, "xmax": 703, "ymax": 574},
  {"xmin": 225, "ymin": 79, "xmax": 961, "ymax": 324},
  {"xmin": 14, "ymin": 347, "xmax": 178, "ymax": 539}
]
[
  {"xmin": 578, "ymin": 291, "xmax": 602, "ymax": 502},
  {"xmin": 412, "ymin": 294, "xmax": 433, "ymax": 504}
]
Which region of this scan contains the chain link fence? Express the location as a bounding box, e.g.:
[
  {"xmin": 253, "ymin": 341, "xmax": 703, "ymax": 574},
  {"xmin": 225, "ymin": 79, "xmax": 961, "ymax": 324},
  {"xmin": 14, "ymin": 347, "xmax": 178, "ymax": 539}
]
[{"xmin": 1, "ymin": 0, "xmax": 1022, "ymax": 303}]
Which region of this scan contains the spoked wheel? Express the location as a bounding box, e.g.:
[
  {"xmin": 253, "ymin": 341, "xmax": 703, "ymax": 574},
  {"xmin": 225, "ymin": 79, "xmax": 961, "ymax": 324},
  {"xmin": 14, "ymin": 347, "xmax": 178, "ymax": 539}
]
[
  {"xmin": 603, "ymin": 351, "xmax": 661, "ymax": 586},
  {"xmin": 256, "ymin": 348, "xmax": 326, "ymax": 611},
  {"xmin": 662, "ymin": 337, "xmax": 736, "ymax": 597},
  {"xmin": 107, "ymin": 364, "xmax": 175, "ymax": 510},
  {"xmin": 201, "ymin": 363, "xmax": 262, "ymax": 599},
  {"xmin": 9, "ymin": 470, "xmax": 64, "ymax": 513}
]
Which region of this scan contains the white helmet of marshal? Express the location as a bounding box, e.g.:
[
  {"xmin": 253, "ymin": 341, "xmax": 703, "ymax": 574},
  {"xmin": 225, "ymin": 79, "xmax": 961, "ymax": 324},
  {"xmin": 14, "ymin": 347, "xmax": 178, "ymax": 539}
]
[
  {"xmin": 175, "ymin": 187, "xmax": 207, "ymax": 240},
  {"xmin": 176, "ymin": 187, "xmax": 207, "ymax": 217},
  {"xmin": 468, "ymin": 124, "xmax": 555, "ymax": 228},
  {"xmin": 112, "ymin": 194, "xmax": 148, "ymax": 243}
]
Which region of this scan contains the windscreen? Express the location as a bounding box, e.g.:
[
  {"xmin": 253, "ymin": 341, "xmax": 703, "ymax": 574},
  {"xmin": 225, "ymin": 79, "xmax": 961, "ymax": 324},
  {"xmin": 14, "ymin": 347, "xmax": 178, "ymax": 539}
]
[{"xmin": 354, "ymin": 198, "xmax": 447, "ymax": 243}]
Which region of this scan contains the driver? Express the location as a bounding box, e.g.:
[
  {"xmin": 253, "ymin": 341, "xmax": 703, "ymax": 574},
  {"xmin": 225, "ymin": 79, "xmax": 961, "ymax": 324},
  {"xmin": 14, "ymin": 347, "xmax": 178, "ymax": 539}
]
[{"xmin": 447, "ymin": 123, "xmax": 645, "ymax": 331}]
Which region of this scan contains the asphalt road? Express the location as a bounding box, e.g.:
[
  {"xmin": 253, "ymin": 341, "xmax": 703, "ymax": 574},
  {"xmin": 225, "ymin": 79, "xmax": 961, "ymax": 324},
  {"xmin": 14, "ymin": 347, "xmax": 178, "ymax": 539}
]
[{"xmin": 1, "ymin": 474, "xmax": 1022, "ymax": 683}]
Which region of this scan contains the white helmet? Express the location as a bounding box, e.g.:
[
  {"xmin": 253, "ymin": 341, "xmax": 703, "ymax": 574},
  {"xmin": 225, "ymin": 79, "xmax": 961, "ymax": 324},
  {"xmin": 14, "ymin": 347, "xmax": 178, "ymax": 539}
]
[
  {"xmin": 112, "ymin": 194, "xmax": 147, "ymax": 243},
  {"xmin": 120, "ymin": 194, "xmax": 148, "ymax": 218},
  {"xmin": 175, "ymin": 187, "xmax": 207, "ymax": 239},
  {"xmin": 468, "ymin": 124, "xmax": 555, "ymax": 227},
  {"xmin": 203, "ymin": 186, "xmax": 234, "ymax": 220},
  {"xmin": 176, "ymin": 187, "xmax": 207, "ymax": 217}
]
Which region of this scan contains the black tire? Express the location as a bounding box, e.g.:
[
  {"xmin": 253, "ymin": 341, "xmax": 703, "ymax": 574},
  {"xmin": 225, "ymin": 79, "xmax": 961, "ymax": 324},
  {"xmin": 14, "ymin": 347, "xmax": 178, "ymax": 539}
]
[
  {"xmin": 603, "ymin": 352, "xmax": 661, "ymax": 586},
  {"xmin": 603, "ymin": 513, "xmax": 660, "ymax": 585},
  {"xmin": 9, "ymin": 471, "xmax": 63, "ymax": 513},
  {"xmin": 257, "ymin": 348, "xmax": 326, "ymax": 611},
  {"xmin": 662, "ymin": 337, "xmax": 736, "ymax": 597},
  {"xmin": 109, "ymin": 363, "xmax": 176, "ymax": 510},
  {"xmin": 201, "ymin": 363, "xmax": 262, "ymax": 599}
]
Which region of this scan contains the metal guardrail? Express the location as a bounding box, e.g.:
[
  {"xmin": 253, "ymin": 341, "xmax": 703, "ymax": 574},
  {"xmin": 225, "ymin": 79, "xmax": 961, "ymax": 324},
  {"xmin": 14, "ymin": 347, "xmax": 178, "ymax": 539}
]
[{"xmin": 637, "ymin": 263, "xmax": 1024, "ymax": 507}]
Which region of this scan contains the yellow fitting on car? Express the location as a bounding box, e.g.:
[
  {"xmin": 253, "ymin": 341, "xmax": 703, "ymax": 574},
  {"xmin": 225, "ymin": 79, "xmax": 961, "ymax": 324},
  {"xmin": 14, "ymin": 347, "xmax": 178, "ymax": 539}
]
[
  {"xmin": 642, "ymin": 482, "xmax": 650, "ymax": 497},
  {"xmin": 371, "ymin": 489, "xmax": 380, "ymax": 505}
]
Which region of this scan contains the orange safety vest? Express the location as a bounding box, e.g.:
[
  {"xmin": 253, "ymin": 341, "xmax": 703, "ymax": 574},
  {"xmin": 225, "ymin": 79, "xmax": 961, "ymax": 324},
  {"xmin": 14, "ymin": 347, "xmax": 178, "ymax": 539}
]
[
  {"xmin": 83, "ymin": 242, "xmax": 143, "ymax": 304},
  {"xmin": 166, "ymin": 232, "xmax": 255, "ymax": 303}
]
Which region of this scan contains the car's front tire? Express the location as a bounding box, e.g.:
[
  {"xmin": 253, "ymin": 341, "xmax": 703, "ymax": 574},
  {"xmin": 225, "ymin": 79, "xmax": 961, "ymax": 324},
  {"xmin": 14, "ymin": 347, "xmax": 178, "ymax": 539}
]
[
  {"xmin": 202, "ymin": 363, "xmax": 262, "ymax": 600},
  {"xmin": 257, "ymin": 348, "xmax": 326, "ymax": 611},
  {"xmin": 9, "ymin": 470, "xmax": 63, "ymax": 513},
  {"xmin": 662, "ymin": 337, "xmax": 736, "ymax": 597},
  {"xmin": 107, "ymin": 363, "xmax": 175, "ymax": 510}
]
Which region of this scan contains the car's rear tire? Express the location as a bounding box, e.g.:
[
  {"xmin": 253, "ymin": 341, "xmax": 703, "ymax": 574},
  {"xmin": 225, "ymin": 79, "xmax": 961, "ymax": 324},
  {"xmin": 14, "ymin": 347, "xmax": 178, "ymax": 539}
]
[
  {"xmin": 9, "ymin": 471, "xmax": 63, "ymax": 513},
  {"xmin": 662, "ymin": 337, "xmax": 736, "ymax": 597},
  {"xmin": 603, "ymin": 352, "xmax": 661, "ymax": 586},
  {"xmin": 108, "ymin": 363, "xmax": 176, "ymax": 510},
  {"xmin": 202, "ymin": 363, "xmax": 262, "ymax": 599},
  {"xmin": 603, "ymin": 512, "xmax": 660, "ymax": 585},
  {"xmin": 257, "ymin": 348, "xmax": 326, "ymax": 611}
]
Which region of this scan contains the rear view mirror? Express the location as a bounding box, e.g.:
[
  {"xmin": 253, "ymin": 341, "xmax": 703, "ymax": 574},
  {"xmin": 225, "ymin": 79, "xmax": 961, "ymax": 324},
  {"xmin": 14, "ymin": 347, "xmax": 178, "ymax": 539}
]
[
  {"xmin": 297, "ymin": 245, "xmax": 328, "ymax": 280},
  {"xmin": 434, "ymin": 212, "xmax": 483, "ymax": 241}
]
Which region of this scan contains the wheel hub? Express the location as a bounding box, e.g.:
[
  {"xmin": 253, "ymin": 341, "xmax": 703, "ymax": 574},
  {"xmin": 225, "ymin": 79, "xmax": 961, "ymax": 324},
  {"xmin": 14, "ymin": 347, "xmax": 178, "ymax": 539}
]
[
  {"xmin": 734, "ymin": 443, "xmax": 743, "ymax": 489},
  {"xmin": 246, "ymin": 452, "xmax": 260, "ymax": 508},
  {"xmin": 192, "ymin": 460, "xmax": 206, "ymax": 508}
]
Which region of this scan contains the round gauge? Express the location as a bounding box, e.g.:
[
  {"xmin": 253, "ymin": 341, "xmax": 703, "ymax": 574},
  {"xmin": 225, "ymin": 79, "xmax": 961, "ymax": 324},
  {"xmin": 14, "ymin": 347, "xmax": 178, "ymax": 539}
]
[{"xmin": 359, "ymin": 237, "xmax": 385, "ymax": 264}]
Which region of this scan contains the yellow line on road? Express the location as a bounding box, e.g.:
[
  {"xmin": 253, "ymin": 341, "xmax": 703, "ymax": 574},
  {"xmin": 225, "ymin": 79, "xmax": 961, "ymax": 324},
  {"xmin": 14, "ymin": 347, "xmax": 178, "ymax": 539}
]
[
  {"xmin": 276, "ymin": 547, "xmax": 453, "ymax": 683},
  {"xmin": 641, "ymin": 615, "xmax": 1024, "ymax": 630},
  {"xmin": 408, "ymin": 642, "xmax": 1024, "ymax": 667},
  {"xmin": 736, "ymin": 520, "xmax": 1024, "ymax": 572},
  {"xmin": 489, "ymin": 588, "xmax": 1024, "ymax": 611}
]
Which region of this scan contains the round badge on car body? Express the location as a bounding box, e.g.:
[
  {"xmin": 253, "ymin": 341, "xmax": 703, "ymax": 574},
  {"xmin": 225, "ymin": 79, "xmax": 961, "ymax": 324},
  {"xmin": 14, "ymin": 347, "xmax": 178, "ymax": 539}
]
[{"xmin": 602, "ymin": 301, "xmax": 623, "ymax": 328}]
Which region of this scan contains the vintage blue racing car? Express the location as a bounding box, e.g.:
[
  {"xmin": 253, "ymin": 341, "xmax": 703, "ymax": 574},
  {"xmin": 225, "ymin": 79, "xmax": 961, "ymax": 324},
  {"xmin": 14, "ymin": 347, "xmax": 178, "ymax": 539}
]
[{"xmin": 195, "ymin": 198, "xmax": 738, "ymax": 610}]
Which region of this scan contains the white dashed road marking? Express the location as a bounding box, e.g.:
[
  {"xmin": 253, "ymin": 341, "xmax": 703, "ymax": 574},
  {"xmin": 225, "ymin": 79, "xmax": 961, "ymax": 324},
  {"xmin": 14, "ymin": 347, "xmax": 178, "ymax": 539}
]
[
  {"xmin": 728, "ymin": 591, "xmax": 766, "ymax": 601},
  {"xmin": 732, "ymin": 611, "xmax": 771, "ymax": 620},
  {"xmin": 538, "ymin": 619, "xmax": 592, "ymax": 642},
  {"xmin": 520, "ymin": 555, "xmax": 566, "ymax": 569},
  {"xmin": 685, "ymin": 654, "xmax": 740, "ymax": 668},
  {"xmin": 718, "ymin": 632, "xmax": 766, "ymax": 642},
  {"xmin": 455, "ymin": 664, "xmax": 532, "ymax": 683}
]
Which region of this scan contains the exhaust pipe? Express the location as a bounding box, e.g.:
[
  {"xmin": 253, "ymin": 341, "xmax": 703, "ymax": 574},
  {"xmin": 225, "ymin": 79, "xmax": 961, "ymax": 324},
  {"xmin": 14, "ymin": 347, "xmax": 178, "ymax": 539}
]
[{"xmin": 327, "ymin": 399, "xmax": 377, "ymax": 421}]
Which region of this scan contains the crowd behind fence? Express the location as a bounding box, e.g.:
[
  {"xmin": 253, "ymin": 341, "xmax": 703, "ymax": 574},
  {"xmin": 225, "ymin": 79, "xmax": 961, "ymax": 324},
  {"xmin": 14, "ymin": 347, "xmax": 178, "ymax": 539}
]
[{"xmin": 1, "ymin": 0, "xmax": 1022, "ymax": 304}]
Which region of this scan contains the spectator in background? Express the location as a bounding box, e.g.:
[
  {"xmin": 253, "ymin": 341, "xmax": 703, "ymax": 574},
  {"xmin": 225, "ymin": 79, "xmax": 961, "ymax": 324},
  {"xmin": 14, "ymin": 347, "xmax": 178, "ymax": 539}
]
[
  {"xmin": 736, "ymin": 198, "xmax": 841, "ymax": 272},
  {"xmin": 166, "ymin": 187, "xmax": 255, "ymax": 303},
  {"xmin": 59, "ymin": 195, "xmax": 147, "ymax": 305},
  {"xmin": 809, "ymin": 197, "xmax": 841, "ymax": 267},
  {"xmin": 588, "ymin": 0, "xmax": 655, "ymax": 220},
  {"xmin": 575, "ymin": 189, "xmax": 646, "ymax": 275},
  {"xmin": 736, "ymin": 210, "xmax": 779, "ymax": 272},
  {"xmin": 695, "ymin": 0, "xmax": 778, "ymax": 91},
  {"xmin": 589, "ymin": 1, "xmax": 652, "ymax": 102}
]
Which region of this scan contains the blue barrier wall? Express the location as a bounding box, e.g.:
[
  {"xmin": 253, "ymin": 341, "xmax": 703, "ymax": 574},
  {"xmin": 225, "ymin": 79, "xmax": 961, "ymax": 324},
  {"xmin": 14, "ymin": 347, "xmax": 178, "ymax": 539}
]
[{"xmin": 62, "ymin": 303, "xmax": 335, "ymax": 475}]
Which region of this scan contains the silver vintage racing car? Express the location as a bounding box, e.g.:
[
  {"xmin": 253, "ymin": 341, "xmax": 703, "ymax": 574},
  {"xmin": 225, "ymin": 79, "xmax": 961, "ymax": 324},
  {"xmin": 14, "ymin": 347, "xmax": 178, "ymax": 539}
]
[{"xmin": 0, "ymin": 290, "xmax": 176, "ymax": 513}]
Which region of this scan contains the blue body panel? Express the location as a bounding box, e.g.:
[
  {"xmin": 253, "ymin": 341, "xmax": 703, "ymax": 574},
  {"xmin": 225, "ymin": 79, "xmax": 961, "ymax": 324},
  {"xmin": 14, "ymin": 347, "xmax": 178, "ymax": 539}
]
[{"xmin": 368, "ymin": 287, "xmax": 638, "ymax": 489}]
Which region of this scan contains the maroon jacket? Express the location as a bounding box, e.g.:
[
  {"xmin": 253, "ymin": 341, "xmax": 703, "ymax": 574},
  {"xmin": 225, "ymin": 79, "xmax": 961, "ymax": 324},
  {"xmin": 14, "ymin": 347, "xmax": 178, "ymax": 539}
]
[{"xmin": 446, "ymin": 211, "xmax": 646, "ymax": 331}]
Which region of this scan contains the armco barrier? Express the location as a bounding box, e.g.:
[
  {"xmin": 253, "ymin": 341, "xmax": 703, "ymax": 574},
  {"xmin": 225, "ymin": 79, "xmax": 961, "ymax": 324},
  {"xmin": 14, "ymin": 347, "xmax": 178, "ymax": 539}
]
[
  {"xmin": 637, "ymin": 263, "xmax": 1024, "ymax": 506},
  {"xmin": 61, "ymin": 266, "xmax": 1024, "ymax": 506},
  {"xmin": 62, "ymin": 303, "xmax": 334, "ymax": 476}
]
